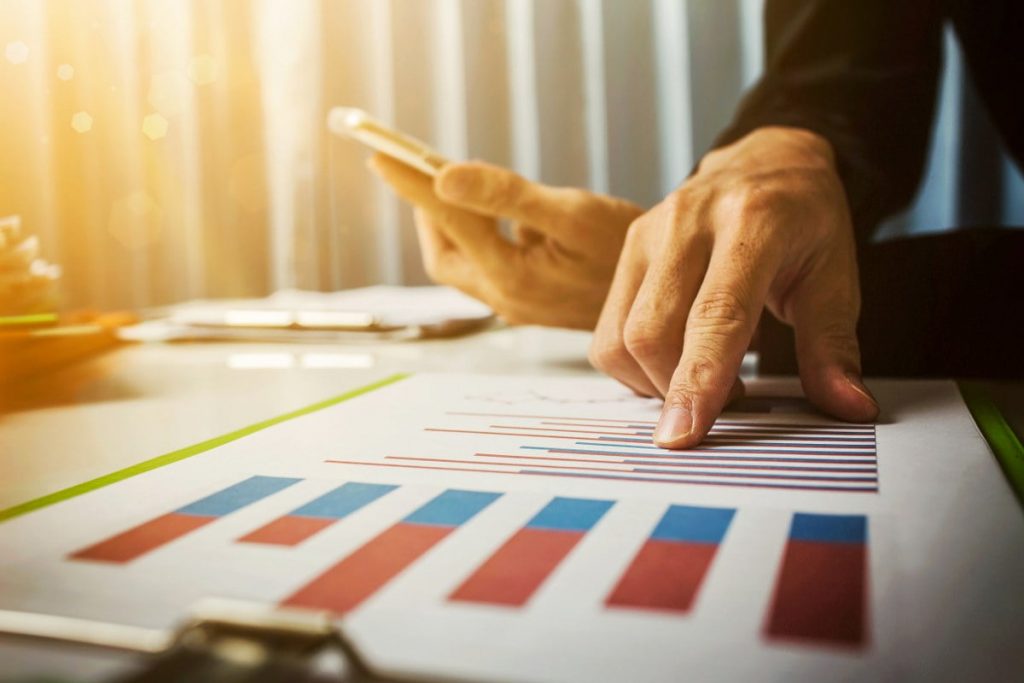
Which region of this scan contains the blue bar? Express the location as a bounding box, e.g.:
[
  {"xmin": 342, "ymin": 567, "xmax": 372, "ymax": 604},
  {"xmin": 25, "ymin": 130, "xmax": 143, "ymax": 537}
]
[
  {"xmin": 526, "ymin": 497, "xmax": 614, "ymax": 532},
  {"xmin": 790, "ymin": 513, "xmax": 867, "ymax": 544},
  {"xmin": 177, "ymin": 476, "xmax": 301, "ymax": 516},
  {"xmin": 292, "ymin": 482, "xmax": 397, "ymax": 519},
  {"xmin": 650, "ymin": 505, "xmax": 735, "ymax": 544},
  {"xmin": 403, "ymin": 489, "xmax": 502, "ymax": 527}
]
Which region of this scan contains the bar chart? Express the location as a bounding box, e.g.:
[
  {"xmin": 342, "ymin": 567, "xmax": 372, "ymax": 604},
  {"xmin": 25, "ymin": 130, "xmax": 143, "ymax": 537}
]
[
  {"xmin": 450, "ymin": 497, "xmax": 614, "ymax": 606},
  {"xmin": 327, "ymin": 411, "xmax": 879, "ymax": 493},
  {"xmin": 606, "ymin": 504, "xmax": 735, "ymax": 613},
  {"xmin": 68, "ymin": 475, "xmax": 868, "ymax": 650},
  {"xmin": 765, "ymin": 513, "xmax": 868, "ymax": 647},
  {"xmin": 282, "ymin": 489, "xmax": 501, "ymax": 614},
  {"xmin": 239, "ymin": 482, "xmax": 397, "ymax": 546},
  {"xmin": 70, "ymin": 476, "xmax": 300, "ymax": 563}
]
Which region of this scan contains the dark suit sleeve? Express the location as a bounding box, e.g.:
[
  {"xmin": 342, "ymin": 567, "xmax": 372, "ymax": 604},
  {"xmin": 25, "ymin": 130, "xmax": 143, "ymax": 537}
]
[{"xmin": 712, "ymin": 0, "xmax": 945, "ymax": 240}]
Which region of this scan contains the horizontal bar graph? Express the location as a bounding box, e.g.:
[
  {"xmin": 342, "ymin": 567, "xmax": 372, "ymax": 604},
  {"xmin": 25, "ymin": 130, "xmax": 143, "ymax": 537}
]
[
  {"xmin": 450, "ymin": 497, "xmax": 614, "ymax": 606},
  {"xmin": 607, "ymin": 505, "xmax": 734, "ymax": 613},
  {"xmin": 239, "ymin": 482, "xmax": 397, "ymax": 546},
  {"xmin": 282, "ymin": 489, "xmax": 501, "ymax": 614},
  {"xmin": 70, "ymin": 476, "xmax": 300, "ymax": 563},
  {"xmin": 765, "ymin": 513, "xmax": 868, "ymax": 648},
  {"xmin": 325, "ymin": 411, "xmax": 877, "ymax": 493}
]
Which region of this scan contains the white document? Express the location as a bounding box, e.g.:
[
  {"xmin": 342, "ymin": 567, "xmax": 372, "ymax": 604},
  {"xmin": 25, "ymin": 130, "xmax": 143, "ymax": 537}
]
[
  {"xmin": 120, "ymin": 286, "xmax": 494, "ymax": 343},
  {"xmin": 1, "ymin": 373, "xmax": 1022, "ymax": 682}
]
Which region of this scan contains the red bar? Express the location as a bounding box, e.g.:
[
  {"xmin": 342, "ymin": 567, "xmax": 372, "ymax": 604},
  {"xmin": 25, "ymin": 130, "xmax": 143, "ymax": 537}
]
[
  {"xmin": 605, "ymin": 540, "xmax": 718, "ymax": 613},
  {"xmin": 238, "ymin": 515, "xmax": 336, "ymax": 546},
  {"xmin": 70, "ymin": 512, "xmax": 215, "ymax": 564},
  {"xmin": 765, "ymin": 540, "xmax": 867, "ymax": 646},
  {"xmin": 282, "ymin": 522, "xmax": 451, "ymax": 614},
  {"xmin": 449, "ymin": 528, "xmax": 583, "ymax": 607}
]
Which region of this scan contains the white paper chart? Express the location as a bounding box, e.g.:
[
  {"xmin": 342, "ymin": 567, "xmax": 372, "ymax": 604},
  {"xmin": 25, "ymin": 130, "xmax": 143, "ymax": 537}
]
[{"xmin": 1, "ymin": 373, "xmax": 1023, "ymax": 682}]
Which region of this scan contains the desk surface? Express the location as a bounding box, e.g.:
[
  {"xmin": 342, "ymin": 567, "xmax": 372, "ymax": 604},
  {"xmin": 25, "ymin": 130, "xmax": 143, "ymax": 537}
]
[
  {"xmin": 2, "ymin": 326, "xmax": 1023, "ymax": 683},
  {"xmin": 2, "ymin": 326, "xmax": 600, "ymax": 511},
  {"xmin": 4, "ymin": 326, "xmax": 1020, "ymax": 512}
]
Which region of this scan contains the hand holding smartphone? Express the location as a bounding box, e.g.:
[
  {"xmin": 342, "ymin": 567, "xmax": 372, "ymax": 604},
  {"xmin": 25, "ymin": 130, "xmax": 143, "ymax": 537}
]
[{"xmin": 327, "ymin": 107, "xmax": 449, "ymax": 177}]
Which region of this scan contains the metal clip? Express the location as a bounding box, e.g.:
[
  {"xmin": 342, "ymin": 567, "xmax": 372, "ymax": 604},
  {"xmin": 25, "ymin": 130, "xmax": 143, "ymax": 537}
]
[{"xmin": 0, "ymin": 599, "xmax": 439, "ymax": 682}]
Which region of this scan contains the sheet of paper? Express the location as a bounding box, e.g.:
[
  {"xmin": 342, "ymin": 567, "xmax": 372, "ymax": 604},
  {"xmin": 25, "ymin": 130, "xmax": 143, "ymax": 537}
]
[
  {"xmin": 171, "ymin": 285, "xmax": 493, "ymax": 328},
  {"xmin": 1, "ymin": 373, "xmax": 1022, "ymax": 682}
]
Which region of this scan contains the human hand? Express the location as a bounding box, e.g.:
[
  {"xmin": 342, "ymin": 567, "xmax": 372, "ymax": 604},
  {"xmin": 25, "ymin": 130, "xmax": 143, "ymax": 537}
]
[
  {"xmin": 369, "ymin": 154, "xmax": 643, "ymax": 329},
  {"xmin": 588, "ymin": 126, "xmax": 880, "ymax": 449}
]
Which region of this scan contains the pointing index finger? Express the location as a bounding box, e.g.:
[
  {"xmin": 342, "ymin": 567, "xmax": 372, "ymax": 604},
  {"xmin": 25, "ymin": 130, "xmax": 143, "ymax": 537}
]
[{"xmin": 654, "ymin": 233, "xmax": 780, "ymax": 448}]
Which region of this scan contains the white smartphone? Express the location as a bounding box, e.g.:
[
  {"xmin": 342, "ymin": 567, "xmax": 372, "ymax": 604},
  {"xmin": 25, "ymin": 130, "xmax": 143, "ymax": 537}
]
[{"xmin": 327, "ymin": 107, "xmax": 449, "ymax": 177}]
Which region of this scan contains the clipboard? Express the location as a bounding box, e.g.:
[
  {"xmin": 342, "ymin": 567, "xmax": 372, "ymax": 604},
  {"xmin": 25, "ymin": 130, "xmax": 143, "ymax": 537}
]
[
  {"xmin": 1, "ymin": 375, "xmax": 1021, "ymax": 681},
  {"xmin": 0, "ymin": 599, "xmax": 445, "ymax": 682}
]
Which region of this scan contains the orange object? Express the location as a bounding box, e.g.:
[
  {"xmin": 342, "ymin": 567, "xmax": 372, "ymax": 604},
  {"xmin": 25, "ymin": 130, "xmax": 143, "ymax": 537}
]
[{"xmin": 0, "ymin": 311, "xmax": 137, "ymax": 388}]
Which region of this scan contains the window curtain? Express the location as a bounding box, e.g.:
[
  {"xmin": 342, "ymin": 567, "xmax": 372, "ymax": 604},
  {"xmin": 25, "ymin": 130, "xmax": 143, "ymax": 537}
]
[{"xmin": 1, "ymin": 0, "xmax": 1020, "ymax": 310}]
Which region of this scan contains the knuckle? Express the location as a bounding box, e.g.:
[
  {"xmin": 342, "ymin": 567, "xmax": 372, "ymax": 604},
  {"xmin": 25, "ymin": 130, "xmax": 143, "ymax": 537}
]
[
  {"xmin": 691, "ymin": 289, "xmax": 750, "ymax": 331},
  {"xmin": 485, "ymin": 171, "xmax": 522, "ymax": 206},
  {"xmin": 622, "ymin": 320, "xmax": 667, "ymax": 362},
  {"xmin": 624, "ymin": 217, "xmax": 646, "ymax": 244},
  {"xmin": 560, "ymin": 187, "xmax": 593, "ymax": 211},
  {"xmin": 813, "ymin": 319, "xmax": 861, "ymax": 357},
  {"xmin": 732, "ymin": 181, "xmax": 779, "ymax": 217},
  {"xmin": 662, "ymin": 388, "xmax": 694, "ymax": 412},
  {"xmin": 716, "ymin": 179, "xmax": 790, "ymax": 233},
  {"xmin": 676, "ymin": 352, "xmax": 724, "ymax": 393},
  {"xmin": 588, "ymin": 336, "xmax": 630, "ymax": 373},
  {"xmin": 663, "ymin": 186, "xmax": 702, "ymax": 221}
]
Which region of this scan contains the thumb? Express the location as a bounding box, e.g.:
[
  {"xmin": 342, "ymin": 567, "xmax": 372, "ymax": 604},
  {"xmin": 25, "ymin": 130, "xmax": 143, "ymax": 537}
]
[
  {"xmin": 789, "ymin": 258, "xmax": 879, "ymax": 423},
  {"xmin": 435, "ymin": 162, "xmax": 572, "ymax": 231}
]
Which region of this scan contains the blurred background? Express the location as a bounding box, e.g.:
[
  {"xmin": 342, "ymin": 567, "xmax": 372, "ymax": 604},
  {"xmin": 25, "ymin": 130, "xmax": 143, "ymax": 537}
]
[{"xmin": 2, "ymin": 0, "xmax": 1022, "ymax": 311}]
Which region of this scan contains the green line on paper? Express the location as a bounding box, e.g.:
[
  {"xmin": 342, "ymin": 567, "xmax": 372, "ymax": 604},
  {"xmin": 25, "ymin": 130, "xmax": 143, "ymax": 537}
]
[{"xmin": 0, "ymin": 373, "xmax": 410, "ymax": 524}]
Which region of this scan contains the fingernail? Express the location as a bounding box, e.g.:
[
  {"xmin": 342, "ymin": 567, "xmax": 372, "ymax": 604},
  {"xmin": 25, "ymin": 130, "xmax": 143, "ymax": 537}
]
[
  {"xmin": 845, "ymin": 373, "xmax": 879, "ymax": 409},
  {"xmin": 654, "ymin": 406, "xmax": 692, "ymax": 444}
]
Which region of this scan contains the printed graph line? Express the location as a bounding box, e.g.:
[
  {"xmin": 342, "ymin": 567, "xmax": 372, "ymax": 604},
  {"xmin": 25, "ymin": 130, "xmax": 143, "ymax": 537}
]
[
  {"xmin": 324, "ymin": 460, "xmax": 877, "ymax": 492},
  {"xmin": 382, "ymin": 457, "xmax": 876, "ymax": 483},
  {"xmin": 472, "ymin": 452, "xmax": 876, "ymax": 473},
  {"xmin": 426, "ymin": 429, "xmax": 875, "ymax": 455},
  {"xmin": 540, "ymin": 447, "xmax": 875, "ymax": 465},
  {"xmin": 489, "ymin": 424, "xmax": 873, "ymax": 446},
  {"xmin": 446, "ymin": 411, "xmax": 875, "ymax": 428},
  {"xmin": 403, "ymin": 411, "xmax": 878, "ymax": 493}
]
